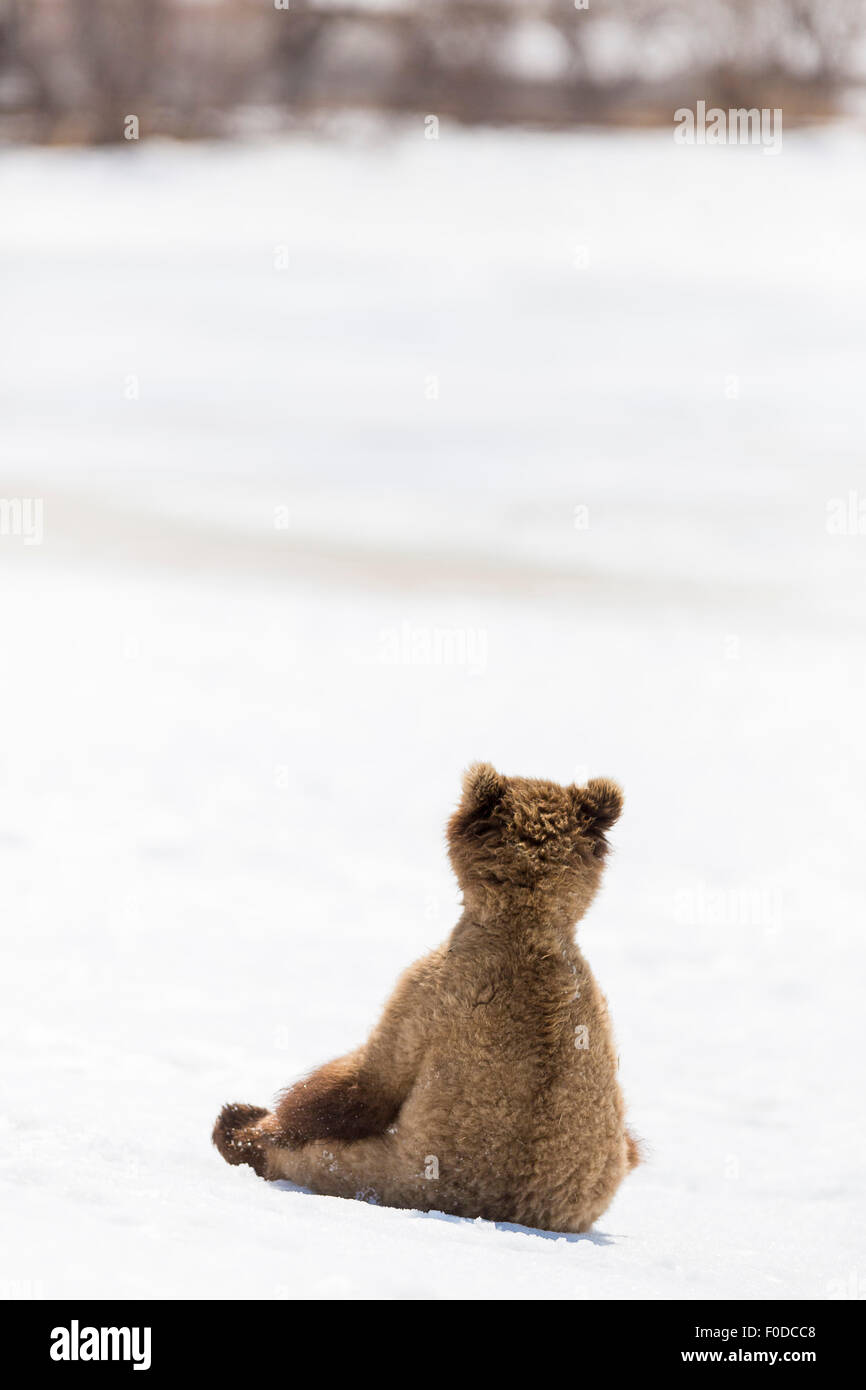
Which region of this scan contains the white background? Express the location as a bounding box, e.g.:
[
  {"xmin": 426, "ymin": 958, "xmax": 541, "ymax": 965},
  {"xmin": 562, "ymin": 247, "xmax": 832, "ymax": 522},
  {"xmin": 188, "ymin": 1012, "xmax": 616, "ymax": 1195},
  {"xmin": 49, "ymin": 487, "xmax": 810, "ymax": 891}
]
[{"xmin": 1, "ymin": 123, "xmax": 864, "ymax": 1298}]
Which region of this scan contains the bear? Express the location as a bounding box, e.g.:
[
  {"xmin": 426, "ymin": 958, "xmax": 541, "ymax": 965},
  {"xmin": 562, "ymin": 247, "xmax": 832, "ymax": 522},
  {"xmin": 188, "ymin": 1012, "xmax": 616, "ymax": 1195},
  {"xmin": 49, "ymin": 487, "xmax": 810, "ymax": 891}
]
[{"xmin": 213, "ymin": 762, "xmax": 639, "ymax": 1233}]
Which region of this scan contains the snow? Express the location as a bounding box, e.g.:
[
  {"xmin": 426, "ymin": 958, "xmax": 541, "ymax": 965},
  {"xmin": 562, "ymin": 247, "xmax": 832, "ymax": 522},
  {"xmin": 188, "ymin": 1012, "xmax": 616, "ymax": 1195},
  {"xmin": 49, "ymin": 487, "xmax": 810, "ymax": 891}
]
[{"xmin": 1, "ymin": 123, "xmax": 865, "ymax": 1300}]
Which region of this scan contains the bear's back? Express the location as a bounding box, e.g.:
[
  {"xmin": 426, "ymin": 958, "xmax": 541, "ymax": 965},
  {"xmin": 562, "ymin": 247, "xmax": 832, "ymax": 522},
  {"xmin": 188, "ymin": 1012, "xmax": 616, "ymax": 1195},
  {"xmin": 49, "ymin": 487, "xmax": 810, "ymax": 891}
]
[{"xmin": 393, "ymin": 924, "xmax": 628, "ymax": 1229}]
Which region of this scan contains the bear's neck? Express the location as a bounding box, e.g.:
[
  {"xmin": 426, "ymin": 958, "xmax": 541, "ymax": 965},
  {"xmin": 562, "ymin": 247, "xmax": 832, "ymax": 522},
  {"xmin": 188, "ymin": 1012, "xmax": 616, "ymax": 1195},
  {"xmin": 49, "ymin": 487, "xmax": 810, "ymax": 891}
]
[{"xmin": 456, "ymin": 888, "xmax": 587, "ymax": 949}]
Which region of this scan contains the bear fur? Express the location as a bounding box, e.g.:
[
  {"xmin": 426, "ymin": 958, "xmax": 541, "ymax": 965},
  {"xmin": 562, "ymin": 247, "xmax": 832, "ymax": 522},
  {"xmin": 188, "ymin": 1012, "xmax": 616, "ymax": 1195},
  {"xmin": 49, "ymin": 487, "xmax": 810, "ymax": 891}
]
[{"xmin": 213, "ymin": 763, "xmax": 639, "ymax": 1232}]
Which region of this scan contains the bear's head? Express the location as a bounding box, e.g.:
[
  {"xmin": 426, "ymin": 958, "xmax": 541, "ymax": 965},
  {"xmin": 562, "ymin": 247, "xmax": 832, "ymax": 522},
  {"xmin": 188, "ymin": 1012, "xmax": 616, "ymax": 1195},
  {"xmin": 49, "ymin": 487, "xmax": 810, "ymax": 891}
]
[{"xmin": 447, "ymin": 762, "xmax": 623, "ymax": 925}]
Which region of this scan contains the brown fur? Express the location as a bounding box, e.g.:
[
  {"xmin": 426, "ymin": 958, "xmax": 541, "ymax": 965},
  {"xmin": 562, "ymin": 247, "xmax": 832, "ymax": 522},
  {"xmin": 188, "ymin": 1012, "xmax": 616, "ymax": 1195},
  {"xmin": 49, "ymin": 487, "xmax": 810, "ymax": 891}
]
[{"xmin": 213, "ymin": 764, "xmax": 639, "ymax": 1233}]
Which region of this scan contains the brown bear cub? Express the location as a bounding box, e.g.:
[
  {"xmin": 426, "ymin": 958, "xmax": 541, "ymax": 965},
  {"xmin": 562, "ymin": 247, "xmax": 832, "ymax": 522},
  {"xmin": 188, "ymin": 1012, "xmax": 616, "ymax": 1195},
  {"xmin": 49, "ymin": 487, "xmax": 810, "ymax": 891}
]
[{"xmin": 213, "ymin": 763, "xmax": 639, "ymax": 1232}]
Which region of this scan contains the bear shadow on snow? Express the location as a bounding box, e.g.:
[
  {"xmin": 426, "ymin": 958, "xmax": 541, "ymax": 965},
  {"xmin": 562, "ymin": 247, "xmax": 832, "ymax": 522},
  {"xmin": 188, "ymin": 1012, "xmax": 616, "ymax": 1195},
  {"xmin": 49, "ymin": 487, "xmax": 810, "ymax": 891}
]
[{"xmin": 270, "ymin": 1177, "xmax": 618, "ymax": 1245}]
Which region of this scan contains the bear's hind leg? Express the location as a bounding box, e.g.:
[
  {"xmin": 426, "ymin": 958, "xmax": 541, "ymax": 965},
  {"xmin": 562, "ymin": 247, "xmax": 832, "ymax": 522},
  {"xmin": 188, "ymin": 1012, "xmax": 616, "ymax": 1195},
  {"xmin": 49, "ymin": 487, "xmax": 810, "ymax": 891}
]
[
  {"xmin": 272, "ymin": 1052, "xmax": 399, "ymax": 1145},
  {"xmin": 267, "ymin": 1131, "xmax": 426, "ymax": 1211},
  {"xmin": 212, "ymin": 1103, "xmax": 279, "ymax": 1178},
  {"xmin": 211, "ymin": 1104, "xmax": 417, "ymax": 1210}
]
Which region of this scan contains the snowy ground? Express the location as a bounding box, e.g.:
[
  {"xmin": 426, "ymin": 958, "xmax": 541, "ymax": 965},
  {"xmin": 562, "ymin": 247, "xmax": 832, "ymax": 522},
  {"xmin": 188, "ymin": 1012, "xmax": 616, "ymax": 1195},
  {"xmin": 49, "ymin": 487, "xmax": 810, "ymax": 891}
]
[{"xmin": 1, "ymin": 123, "xmax": 865, "ymax": 1300}]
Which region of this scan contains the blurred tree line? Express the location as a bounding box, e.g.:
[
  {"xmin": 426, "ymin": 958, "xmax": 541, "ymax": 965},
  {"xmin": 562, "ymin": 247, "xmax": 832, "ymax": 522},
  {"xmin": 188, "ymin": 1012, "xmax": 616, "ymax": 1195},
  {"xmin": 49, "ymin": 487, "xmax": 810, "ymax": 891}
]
[{"xmin": 0, "ymin": 0, "xmax": 862, "ymax": 144}]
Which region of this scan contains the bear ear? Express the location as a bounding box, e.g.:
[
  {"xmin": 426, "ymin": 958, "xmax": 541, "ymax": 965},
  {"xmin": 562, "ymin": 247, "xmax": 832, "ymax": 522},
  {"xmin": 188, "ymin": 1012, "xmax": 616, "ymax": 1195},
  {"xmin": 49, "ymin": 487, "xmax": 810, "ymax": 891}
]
[
  {"xmin": 572, "ymin": 777, "xmax": 624, "ymax": 845},
  {"xmin": 460, "ymin": 761, "xmax": 506, "ymax": 815}
]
